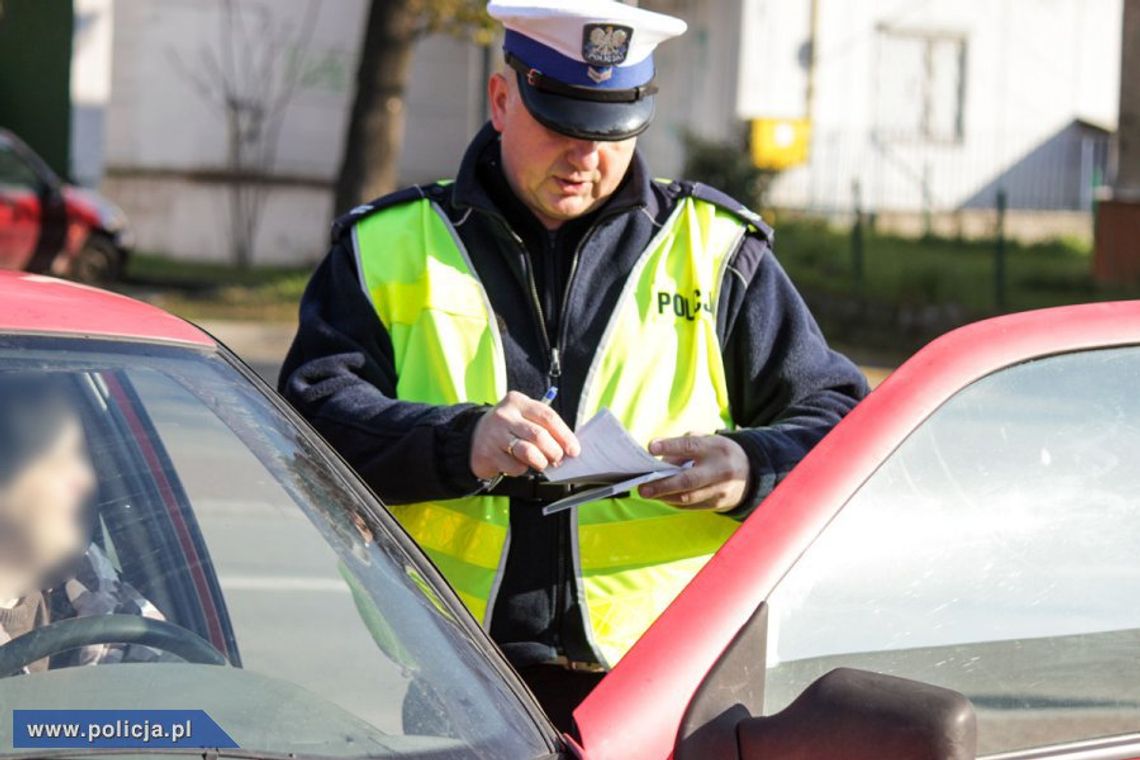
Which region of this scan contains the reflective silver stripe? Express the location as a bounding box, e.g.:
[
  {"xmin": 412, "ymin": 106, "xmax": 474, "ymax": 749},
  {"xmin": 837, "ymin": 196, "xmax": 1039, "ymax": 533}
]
[
  {"xmin": 482, "ymin": 529, "xmax": 509, "ymax": 632},
  {"xmin": 427, "ymin": 200, "xmax": 509, "ymax": 399},
  {"xmin": 570, "ymin": 505, "xmax": 610, "ymax": 668},
  {"xmin": 352, "ymin": 199, "xmax": 508, "ymax": 397},
  {"xmin": 350, "ymin": 223, "xmax": 373, "ymax": 308},
  {"xmin": 713, "ymin": 224, "xmax": 748, "ymax": 324},
  {"xmin": 575, "ymin": 201, "xmax": 687, "ymax": 428},
  {"xmin": 426, "ymin": 199, "xmax": 511, "ymax": 630},
  {"xmin": 568, "ymin": 201, "xmax": 686, "ymax": 666},
  {"xmin": 568, "ymin": 197, "xmax": 746, "ymax": 666},
  {"xmin": 712, "ymin": 223, "xmax": 747, "ymax": 433},
  {"xmin": 352, "ymin": 198, "xmax": 511, "ymax": 630}
]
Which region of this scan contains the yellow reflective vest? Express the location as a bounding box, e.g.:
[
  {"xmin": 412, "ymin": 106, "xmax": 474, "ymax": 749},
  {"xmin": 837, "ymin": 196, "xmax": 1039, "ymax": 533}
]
[{"xmin": 352, "ymin": 188, "xmax": 751, "ymax": 666}]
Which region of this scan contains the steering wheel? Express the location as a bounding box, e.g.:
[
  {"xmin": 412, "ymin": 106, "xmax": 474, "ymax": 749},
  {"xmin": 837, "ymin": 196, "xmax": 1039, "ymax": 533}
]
[{"xmin": 0, "ymin": 614, "xmax": 229, "ymax": 677}]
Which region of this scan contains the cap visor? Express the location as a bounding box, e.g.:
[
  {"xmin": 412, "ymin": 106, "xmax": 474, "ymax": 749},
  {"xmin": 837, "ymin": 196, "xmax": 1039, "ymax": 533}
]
[{"xmin": 517, "ymin": 79, "xmax": 655, "ymax": 142}]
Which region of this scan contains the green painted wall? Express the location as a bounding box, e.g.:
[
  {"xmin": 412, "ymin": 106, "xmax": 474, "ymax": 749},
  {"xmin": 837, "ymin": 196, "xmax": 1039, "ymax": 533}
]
[{"xmin": 0, "ymin": 0, "xmax": 74, "ymax": 177}]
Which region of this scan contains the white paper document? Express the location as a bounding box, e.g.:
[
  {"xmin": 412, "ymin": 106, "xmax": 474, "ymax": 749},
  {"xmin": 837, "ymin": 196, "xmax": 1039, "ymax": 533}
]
[
  {"xmin": 541, "ymin": 409, "xmax": 690, "ymax": 515},
  {"xmin": 543, "ymin": 409, "xmax": 678, "ymax": 484}
]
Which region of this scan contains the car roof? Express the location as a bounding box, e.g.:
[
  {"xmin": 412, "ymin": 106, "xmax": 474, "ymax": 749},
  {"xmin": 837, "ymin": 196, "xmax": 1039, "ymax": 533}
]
[{"xmin": 0, "ymin": 271, "xmax": 215, "ymax": 347}]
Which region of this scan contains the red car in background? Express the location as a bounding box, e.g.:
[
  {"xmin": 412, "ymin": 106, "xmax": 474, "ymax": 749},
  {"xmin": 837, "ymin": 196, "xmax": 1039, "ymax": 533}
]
[{"xmin": 0, "ymin": 129, "xmax": 132, "ymax": 284}]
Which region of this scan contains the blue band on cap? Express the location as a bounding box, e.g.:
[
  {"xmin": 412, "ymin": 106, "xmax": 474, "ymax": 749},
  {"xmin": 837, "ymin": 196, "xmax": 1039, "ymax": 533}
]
[{"xmin": 504, "ymin": 30, "xmax": 654, "ymax": 90}]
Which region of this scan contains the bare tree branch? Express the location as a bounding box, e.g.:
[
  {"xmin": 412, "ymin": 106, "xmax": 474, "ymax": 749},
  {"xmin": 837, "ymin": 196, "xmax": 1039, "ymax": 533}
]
[
  {"xmin": 166, "ymin": 48, "xmax": 223, "ymax": 110},
  {"xmin": 167, "ymin": 0, "xmax": 325, "ymax": 268}
]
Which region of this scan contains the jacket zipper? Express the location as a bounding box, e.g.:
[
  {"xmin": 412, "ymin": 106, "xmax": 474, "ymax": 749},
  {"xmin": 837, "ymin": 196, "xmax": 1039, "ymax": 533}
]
[
  {"xmin": 496, "ymin": 221, "xmax": 573, "ymax": 654},
  {"xmin": 547, "ymin": 228, "xmax": 596, "ymax": 656},
  {"xmin": 550, "ymin": 210, "xmax": 621, "ymax": 391},
  {"xmin": 495, "ymin": 209, "xmax": 624, "ymax": 660},
  {"xmin": 515, "ymin": 232, "xmax": 562, "ymax": 389},
  {"xmin": 497, "ymin": 210, "xmax": 623, "ymax": 390}
]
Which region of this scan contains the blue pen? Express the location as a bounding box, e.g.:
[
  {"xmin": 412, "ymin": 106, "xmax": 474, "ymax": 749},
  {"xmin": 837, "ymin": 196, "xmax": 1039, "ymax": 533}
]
[{"xmin": 541, "ymin": 386, "xmax": 559, "ymax": 406}]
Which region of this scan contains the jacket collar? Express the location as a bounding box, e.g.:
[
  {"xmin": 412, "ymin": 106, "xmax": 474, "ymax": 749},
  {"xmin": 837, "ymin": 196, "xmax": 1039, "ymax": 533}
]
[{"xmin": 451, "ymin": 121, "xmax": 652, "ymax": 225}]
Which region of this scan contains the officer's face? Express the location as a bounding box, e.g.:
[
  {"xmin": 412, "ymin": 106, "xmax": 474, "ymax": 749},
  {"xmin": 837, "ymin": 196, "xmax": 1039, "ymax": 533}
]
[{"xmin": 490, "ymin": 72, "xmax": 637, "ymax": 229}]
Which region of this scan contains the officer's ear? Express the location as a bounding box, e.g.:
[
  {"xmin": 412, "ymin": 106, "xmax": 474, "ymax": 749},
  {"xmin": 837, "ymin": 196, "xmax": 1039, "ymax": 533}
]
[{"xmin": 488, "ymin": 71, "xmax": 512, "ymax": 132}]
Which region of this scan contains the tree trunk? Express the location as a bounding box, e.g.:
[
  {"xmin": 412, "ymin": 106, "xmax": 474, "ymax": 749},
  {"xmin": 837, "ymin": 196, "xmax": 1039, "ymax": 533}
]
[
  {"xmin": 225, "ymin": 104, "xmax": 252, "ymax": 269},
  {"xmin": 1116, "ymin": 0, "xmax": 1140, "ymax": 196},
  {"xmin": 334, "ymin": 0, "xmax": 420, "ymax": 217}
]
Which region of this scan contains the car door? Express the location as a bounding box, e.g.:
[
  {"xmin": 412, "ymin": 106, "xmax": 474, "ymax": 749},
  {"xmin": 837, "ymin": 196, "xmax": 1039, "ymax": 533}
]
[
  {"xmin": 0, "ymin": 139, "xmax": 43, "ymax": 269},
  {"xmin": 574, "ymin": 301, "xmax": 1140, "ymax": 760}
]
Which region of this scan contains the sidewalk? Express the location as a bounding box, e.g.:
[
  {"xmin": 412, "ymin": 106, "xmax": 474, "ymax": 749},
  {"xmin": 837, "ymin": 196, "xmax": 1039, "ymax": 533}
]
[{"xmin": 195, "ymin": 320, "xmax": 296, "ymax": 383}]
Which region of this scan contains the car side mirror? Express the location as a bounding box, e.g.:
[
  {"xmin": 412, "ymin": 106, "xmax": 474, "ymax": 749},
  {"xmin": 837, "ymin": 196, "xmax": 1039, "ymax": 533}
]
[{"xmin": 737, "ymin": 667, "xmax": 977, "ymax": 760}]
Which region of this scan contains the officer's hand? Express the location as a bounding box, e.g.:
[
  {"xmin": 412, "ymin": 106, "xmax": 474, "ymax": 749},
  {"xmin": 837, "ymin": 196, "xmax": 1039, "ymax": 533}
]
[
  {"xmin": 637, "ymin": 434, "xmax": 751, "ymax": 512},
  {"xmin": 470, "ymin": 391, "xmax": 581, "ymax": 480}
]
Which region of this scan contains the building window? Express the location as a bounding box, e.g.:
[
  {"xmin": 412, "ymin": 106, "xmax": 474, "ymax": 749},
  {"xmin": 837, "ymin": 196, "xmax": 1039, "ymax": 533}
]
[{"xmin": 874, "ymin": 29, "xmax": 967, "ymax": 144}]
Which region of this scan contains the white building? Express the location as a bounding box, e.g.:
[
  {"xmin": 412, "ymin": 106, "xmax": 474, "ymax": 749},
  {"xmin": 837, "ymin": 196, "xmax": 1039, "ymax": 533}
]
[
  {"xmin": 739, "ymin": 0, "xmax": 1120, "ymax": 223},
  {"xmin": 75, "ymin": 0, "xmax": 369, "ymax": 265},
  {"xmin": 70, "ymin": 0, "xmax": 1121, "ymax": 265}
]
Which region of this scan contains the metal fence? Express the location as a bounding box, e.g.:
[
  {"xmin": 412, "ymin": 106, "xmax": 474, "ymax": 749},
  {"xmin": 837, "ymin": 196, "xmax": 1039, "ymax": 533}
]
[{"xmin": 767, "ymin": 122, "xmax": 1112, "ymax": 216}]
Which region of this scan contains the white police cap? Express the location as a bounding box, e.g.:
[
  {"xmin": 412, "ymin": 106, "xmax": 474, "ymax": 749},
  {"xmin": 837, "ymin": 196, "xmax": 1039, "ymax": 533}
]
[{"xmin": 487, "ymin": 0, "xmax": 687, "ymax": 141}]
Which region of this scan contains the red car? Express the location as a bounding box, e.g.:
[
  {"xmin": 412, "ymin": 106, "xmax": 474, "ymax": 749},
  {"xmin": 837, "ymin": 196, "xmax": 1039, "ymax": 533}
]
[
  {"xmin": 1, "ymin": 272, "xmax": 1139, "ymax": 760},
  {"xmin": 0, "ymin": 130, "xmax": 132, "ymax": 284}
]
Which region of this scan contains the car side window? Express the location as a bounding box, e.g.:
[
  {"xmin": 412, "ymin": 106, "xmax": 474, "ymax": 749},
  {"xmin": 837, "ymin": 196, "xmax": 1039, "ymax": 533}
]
[
  {"xmin": 0, "ymin": 146, "xmax": 40, "ymax": 191},
  {"xmin": 764, "ymin": 347, "xmax": 1140, "ymax": 756}
]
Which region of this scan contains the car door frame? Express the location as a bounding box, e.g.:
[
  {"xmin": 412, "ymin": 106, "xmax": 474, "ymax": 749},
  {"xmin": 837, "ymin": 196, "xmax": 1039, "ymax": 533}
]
[{"xmin": 573, "ymin": 301, "xmax": 1140, "ymax": 760}]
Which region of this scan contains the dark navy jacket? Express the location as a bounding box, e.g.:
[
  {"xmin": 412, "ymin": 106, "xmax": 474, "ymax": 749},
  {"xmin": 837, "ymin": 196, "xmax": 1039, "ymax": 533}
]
[{"xmin": 279, "ymin": 123, "xmax": 868, "ymax": 667}]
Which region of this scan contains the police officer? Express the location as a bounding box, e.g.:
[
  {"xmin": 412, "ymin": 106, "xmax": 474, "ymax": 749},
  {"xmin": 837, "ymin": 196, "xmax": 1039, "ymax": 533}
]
[{"xmin": 280, "ymin": 0, "xmax": 867, "ymax": 732}]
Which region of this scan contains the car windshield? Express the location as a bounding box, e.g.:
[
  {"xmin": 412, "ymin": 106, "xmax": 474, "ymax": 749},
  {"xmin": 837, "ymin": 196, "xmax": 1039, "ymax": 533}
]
[{"xmin": 0, "ymin": 336, "xmax": 554, "ymax": 759}]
